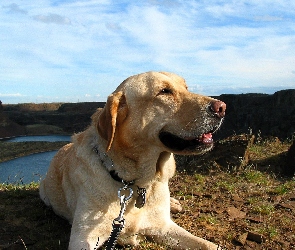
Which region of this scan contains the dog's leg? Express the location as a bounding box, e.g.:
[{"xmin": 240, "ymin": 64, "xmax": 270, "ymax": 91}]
[
  {"xmin": 68, "ymin": 226, "xmax": 110, "ymax": 250},
  {"xmin": 148, "ymin": 220, "xmax": 219, "ymax": 250},
  {"xmin": 170, "ymin": 197, "xmax": 182, "ymax": 213},
  {"xmin": 68, "ymin": 214, "xmax": 112, "ymax": 250}
]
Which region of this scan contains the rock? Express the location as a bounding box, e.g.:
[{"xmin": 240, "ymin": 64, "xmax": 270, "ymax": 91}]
[
  {"xmin": 227, "ymin": 206, "xmax": 246, "ymax": 219},
  {"xmin": 288, "ymin": 192, "xmax": 295, "ymax": 201},
  {"xmin": 2, "ymin": 102, "xmax": 105, "ymax": 137},
  {"xmin": 217, "ymin": 89, "xmax": 295, "ymax": 140},
  {"xmin": 175, "ymin": 134, "xmax": 253, "ymax": 172},
  {"xmin": 247, "ymin": 231, "xmax": 265, "ymax": 243},
  {"xmin": 246, "ymin": 216, "xmax": 264, "ymax": 223},
  {"xmin": 0, "ymin": 103, "xmax": 26, "ymax": 138},
  {"xmin": 234, "ymin": 232, "xmax": 248, "ymax": 245},
  {"xmin": 277, "ymin": 201, "xmax": 295, "ymax": 211},
  {"xmin": 231, "ymin": 194, "xmax": 244, "ymax": 202},
  {"xmin": 275, "ymin": 240, "xmax": 290, "ymax": 249},
  {"xmin": 283, "ymin": 140, "xmax": 295, "ymax": 176}
]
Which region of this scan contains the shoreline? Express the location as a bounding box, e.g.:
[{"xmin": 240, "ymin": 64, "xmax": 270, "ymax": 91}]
[
  {"xmin": 0, "ymin": 141, "xmax": 69, "ymax": 163},
  {"xmin": 0, "ymin": 132, "xmax": 72, "ymax": 141}
]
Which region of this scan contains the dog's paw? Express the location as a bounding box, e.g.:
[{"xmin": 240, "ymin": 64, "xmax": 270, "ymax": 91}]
[{"xmin": 170, "ymin": 197, "xmax": 182, "ymax": 214}]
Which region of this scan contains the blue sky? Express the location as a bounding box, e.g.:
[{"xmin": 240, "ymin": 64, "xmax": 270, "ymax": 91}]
[{"xmin": 0, "ymin": 0, "xmax": 294, "ymax": 104}]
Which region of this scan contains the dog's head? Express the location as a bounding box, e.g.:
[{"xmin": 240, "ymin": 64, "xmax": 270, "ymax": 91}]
[{"xmin": 95, "ymin": 71, "xmax": 226, "ymax": 155}]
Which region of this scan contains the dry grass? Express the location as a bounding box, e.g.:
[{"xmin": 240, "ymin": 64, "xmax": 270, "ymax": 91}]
[{"xmin": 0, "ymin": 137, "xmax": 294, "ymax": 249}]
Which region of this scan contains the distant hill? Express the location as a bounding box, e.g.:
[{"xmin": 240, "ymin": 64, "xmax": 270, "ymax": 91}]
[
  {"xmin": 1, "ymin": 89, "xmax": 295, "ymax": 139},
  {"xmin": 216, "ymin": 89, "xmax": 295, "ymax": 139},
  {"xmin": 0, "ymin": 102, "xmax": 105, "ymax": 138},
  {"xmin": 0, "ymin": 101, "xmax": 26, "ymax": 138}
]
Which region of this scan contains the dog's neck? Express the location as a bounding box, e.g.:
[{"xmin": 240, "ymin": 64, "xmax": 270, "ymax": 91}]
[
  {"xmin": 93, "ymin": 145, "xmax": 131, "ymax": 184},
  {"xmin": 94, "ymin": 146, "xmax": 132, "ymax": 184},
  {"xmin": 93, "ymin": 145, "xmax": 115, "ymax": 172},
  {"xmin": 91, "ymin": 130, "xmax": 173, "ymax": 187},
  {"xmin": 92, "ymin": 144, "xmax": 166, "ymax": 189}
]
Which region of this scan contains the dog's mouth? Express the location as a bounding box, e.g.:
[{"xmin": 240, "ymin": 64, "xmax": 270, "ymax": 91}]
[{"xmin": 159, "ymin": 131, "xmax": 214, "ymax": 153}]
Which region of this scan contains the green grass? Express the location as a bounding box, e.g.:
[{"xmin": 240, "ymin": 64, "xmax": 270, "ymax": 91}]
[
  {"xmin": 0, "ymin": 181, "xmax": 39, "ymax": 191},
  {"xmin": 198, "ymin": 214, "xmax": 219, "ymax": 225},
  {"xmin": 270, "ymin": 180, "xmax": 295, "ymax": 195},
  {"xmin": 251, "ymin": 202, "xmax": 275, "ymax": 215},
  {"xmin": 242, "ymin": 167, "xmax": 271, "ymax": 185}
]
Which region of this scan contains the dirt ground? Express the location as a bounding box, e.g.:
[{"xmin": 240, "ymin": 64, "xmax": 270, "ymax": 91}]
[{"xmin": 0, "ymin": 138, "xmax": 294, "ymax": 249}]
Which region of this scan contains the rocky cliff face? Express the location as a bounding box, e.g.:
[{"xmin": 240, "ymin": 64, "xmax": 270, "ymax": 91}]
[
  {"xmin": 1, "ymin": 102, "xmax": 105, "ymax": 137},
  {"xmin": 0, "ymin": 101, "xmax": 26, "ymax": 138},
  {"xmin": 216, "ymin": 89, "xmax": 295, "ymax": 139},
  {"xmin": 1, "ymin": 89, "xmax": 295, "ymax": 139}
]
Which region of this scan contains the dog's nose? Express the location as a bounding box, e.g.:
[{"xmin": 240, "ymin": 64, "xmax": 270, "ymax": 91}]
[{"xmin": 210, "ymin": 100, "xmax": 226, "ymax": 118}]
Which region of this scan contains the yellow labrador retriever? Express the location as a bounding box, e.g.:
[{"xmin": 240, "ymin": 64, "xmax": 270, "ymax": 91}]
[{"xmin": 39, "ymin": 71, "xmax": 226, "ymax": 250}]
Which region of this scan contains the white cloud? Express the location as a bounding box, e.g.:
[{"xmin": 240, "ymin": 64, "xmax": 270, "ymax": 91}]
[
  {"xmin": 3, "ymin": 3, "xmax": 27, "ymax": 14},
  {"xmin": 0, "ymin": 0, "xmax": 294, "ymax": 103},
  {"xmin": 254, "ymin": 15, "xmax": 284, "ymax": 22},
  {"xmin": 33, "ymin": 13, "xmax": 71, "ymax": 25}
]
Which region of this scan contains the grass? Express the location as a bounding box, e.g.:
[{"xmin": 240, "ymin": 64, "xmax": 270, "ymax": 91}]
[
  {"xmin": 168, "ymin": 137, "xmax": 294, "ymax": 249},
  {"xmin": 0, "ymin": 181, "xmax": 39, "ymax": 192},
  {"xmin": 242, "ymin": 167, "xmax": 271, "ymax": 185},
  {"xmin": 248, "ymin": 133, "xmax": 291, "ymax": 159},
  {"xmin": 250, "ymin": 202, "xmax": 275, "ymax": 215},
  {"xmin": 0, "ymin": 136, "xmax": 294, "ymax": 249}
]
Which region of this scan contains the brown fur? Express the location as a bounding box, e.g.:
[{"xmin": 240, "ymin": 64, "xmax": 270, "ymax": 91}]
[{"xmin": 40, "ymin": 71, "xmax": 225, "ymax": 249}]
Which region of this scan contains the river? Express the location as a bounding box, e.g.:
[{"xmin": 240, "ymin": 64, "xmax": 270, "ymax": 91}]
[
  {"xmin": 0, "ymin": 135, "xmax": 71, "ymax": 184},
  {"xmin": 0, "ymin": 151, "xmax": 58, "ymax": 184},
  {"xmin": 1, "ymin": 135, "xmax": 71, "ymax": 142}
]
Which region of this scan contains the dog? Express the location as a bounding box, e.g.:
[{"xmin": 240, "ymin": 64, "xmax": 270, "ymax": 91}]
[{"xmin": 39, "ymin": 71, "xmax": 226, "ymax": 249}]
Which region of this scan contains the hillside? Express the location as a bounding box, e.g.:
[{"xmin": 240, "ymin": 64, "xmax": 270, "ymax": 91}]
[
  {"xmin": 0, "ymin": 101, "xmax": 25, "ymax": 138},
  {"xmin": 218, "ymin": 89, "xmax": 295, "ymax": 139},
  {"xmin": 0, "ymin": 102, "xmax": 105, "ymax": 137},
  {"xmin": 1, "ymin": 89, "xmax": 295, "ymax": 139}
]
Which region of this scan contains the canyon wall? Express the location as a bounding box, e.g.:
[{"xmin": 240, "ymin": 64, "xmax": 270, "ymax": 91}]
[{"xmin": 1, "ymin": 89, "xmax": 295, "ymax": 139}]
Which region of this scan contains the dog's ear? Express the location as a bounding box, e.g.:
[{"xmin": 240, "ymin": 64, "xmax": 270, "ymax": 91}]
[
  {"xmin": 91, "ymin": 108, "xmax": 103, "ymax": 126},
  {"xmin": 97, "ymin": 91, "xmax": 127, "ymax": 151}
]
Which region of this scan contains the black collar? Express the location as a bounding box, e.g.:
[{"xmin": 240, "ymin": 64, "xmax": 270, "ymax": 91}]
[
  {"xmin": 109, "ymin": 170, "xmax": 124, "ymax": 183},
  {"xmin": 93, "ymin": 146, "xmax": 135, "ymax": 185},
  {"xmin": 109, "ymin": 170, "xmax": 121, "ymax": 182},
  {"xmin": 93, "ymin": 145, "xmax": 146, "ymax": 208},
  {"xmin": 109, "ymin": 170, "xmax": 135, "ymax": 186}
]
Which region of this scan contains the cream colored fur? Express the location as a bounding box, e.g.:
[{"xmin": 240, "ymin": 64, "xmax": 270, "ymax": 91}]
[{"xmin": 39, "ymin": 71, "xmax": 224, "ymax": 250}]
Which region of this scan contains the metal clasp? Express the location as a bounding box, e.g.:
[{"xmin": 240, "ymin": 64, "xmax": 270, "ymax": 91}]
[{"xmin": 115, "ymin": 183, "xmax": 133, "ymax": 222}]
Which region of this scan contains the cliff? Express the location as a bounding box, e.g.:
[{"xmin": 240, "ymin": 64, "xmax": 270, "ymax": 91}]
[
  {"xmin": 0, "ymin": 101, "xmax": 26, "ymax": 138},
  {"xmin": 214, "ymin": 89, "xmax": 295, "ymax": 139},
  {"xmin": 1, "ymin": 89, "xmax": 295, "ymax": 139},
  {"xmin": 0, "ymin": 102, "xmax": 105, "ymax": 137}
]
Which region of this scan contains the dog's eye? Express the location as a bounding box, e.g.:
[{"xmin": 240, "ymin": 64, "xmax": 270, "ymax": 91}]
[{"xmin": 159, "ymin": 88, "xmax": 173, "ymax": 95}]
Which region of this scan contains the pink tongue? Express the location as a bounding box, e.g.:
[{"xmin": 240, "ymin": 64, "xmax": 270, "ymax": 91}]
[{"xmin": 201, "ymin": 133, "xmax": 213, "ymax": 144}]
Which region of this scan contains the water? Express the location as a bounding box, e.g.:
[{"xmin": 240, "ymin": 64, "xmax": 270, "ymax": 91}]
[
  {"xmin": 2, "ymin": 135, "xmax": 71, "ymax": 142},
  {"xmin": 0, "ymin": 151, "xmax": 57, "ymax": 184},
  {"xmin": 0, "ymin": 135, "xmax": 71, "ymax": 184}
]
